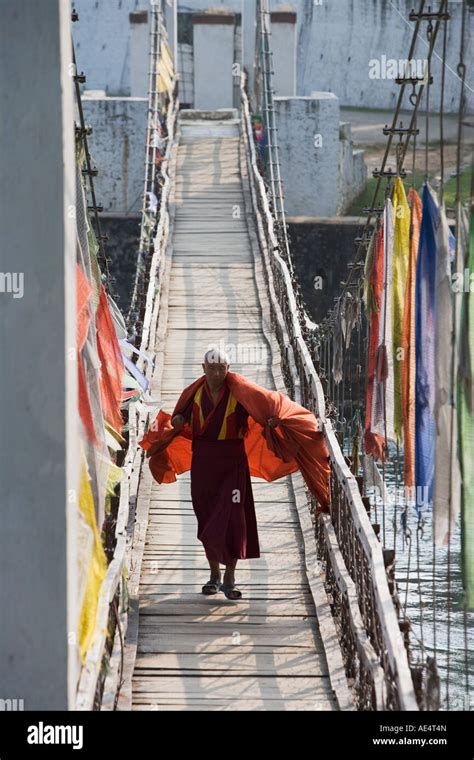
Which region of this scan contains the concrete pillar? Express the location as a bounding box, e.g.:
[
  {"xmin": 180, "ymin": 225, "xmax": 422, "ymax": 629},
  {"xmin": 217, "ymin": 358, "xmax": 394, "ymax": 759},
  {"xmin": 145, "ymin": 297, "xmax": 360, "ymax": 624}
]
[
  {"xmin": 0, "ymin": 0, "xmax": 79, "ymax": 709},
  {"xmin": 164, "ymin": 0, "xmax": 178, "ymax": 72},
  {"xmin": 274, "ymin": 93, "xmax": 340, "ymax": 217},
  {"xmin": 193, "ymin": 12, "xmax": 235, "ymax": 110},
  {"xmin": 82, "ymin": 95, "xmax": 148, "ymax": 215},
  {"xmin": 242, "ymin": 0, "xmax": 257, "ymax": 106},
  {"xmin": 270, "ymin": 9, "xmax": 297, "ymax": 97},
  {"xmin": 130, "ymin": 9, "xmax": 150, "ymax": 98}
]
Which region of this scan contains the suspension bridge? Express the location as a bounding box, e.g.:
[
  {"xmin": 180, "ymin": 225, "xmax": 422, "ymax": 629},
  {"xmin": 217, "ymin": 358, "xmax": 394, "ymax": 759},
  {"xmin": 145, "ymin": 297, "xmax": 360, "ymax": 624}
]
[
  {"xmin": 120, "ymin": 112, "xmax": 344, "ymax": 711},
  {"xmin": 99, "ymin": 0, "xmax": 427, "ymax": 709},
  {"xmin": 1, "ymin": 0, "xmax": 472, "ymax": 714}
]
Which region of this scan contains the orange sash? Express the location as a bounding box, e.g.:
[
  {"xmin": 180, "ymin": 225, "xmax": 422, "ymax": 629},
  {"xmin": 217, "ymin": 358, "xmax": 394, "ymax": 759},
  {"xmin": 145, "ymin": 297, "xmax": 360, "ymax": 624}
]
[{"xmin": 139, "ymin": 372, "xmax": 331, "ymax": 510}]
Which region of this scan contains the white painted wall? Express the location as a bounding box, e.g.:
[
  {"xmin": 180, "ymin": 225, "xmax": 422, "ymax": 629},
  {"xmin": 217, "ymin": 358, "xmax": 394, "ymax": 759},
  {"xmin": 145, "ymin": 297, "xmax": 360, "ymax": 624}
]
[
  {"xmin": 271, "ymin": 19, "xmax": 297, "ymax": 97},
  {"xmin": 179, "ymin": 0, "xmax": 473, "ymax": 113},
  {"xmin": 73, "ymin": 0, "xmax": 139, "ymax": 95},
  {"xmin": 275, "ymin": 94, "xmax": 340, "ymax": 216},
  {"xmin": 82, "ymin": 95, "xmax": 148, "ymax": 214},
  {"xmin": 73, "ymin": 1, "xmax": 473, "ymax": 112},
  {"xmin": 296, "ymin": 0, "xmax": 473, "ymax": 114},
  {"xmin": 0, "ymin": 0, "xmax": 79, "ymax": 709},
  {"xmin": 193, "ymin": 20, "xmax": 236, "ymax": 109},
  {"xmin": 130, "ymin": 11, "xmax": 151, "ymax": 97},
  {"xmin": 338, "ymin": 123, "xmax": 367, "ymax": 214}
]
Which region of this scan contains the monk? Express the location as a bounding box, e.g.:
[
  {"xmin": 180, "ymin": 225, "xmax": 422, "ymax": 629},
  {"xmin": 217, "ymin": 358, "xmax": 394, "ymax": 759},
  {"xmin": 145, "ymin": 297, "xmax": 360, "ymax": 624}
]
[{"xmin": 139, "ymin": 348, "xmax": 331, "ymax": 602}]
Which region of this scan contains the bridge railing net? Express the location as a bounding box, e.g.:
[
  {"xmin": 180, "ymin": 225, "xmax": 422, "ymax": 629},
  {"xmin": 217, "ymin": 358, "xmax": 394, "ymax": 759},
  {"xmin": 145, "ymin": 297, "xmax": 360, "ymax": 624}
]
[
  {"xmin": 74, "ymin": 0, "xmax": 179, "ymax": 709},
  {"xmin": 241, "ymin": 70, "xmax": 419, "ymax": 711}
]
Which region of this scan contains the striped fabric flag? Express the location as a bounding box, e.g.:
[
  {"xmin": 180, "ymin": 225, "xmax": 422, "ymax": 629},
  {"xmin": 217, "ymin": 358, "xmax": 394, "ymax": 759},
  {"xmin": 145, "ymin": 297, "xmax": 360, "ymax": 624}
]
[
  {"xmin": 364, "ymin": 226, "xmax": 385, "ymax": 460},
  {"xmin": 415, "ymin": 184, "xmax": 438, "ymax": 510},
  {"xmin": 433, "ymin": 199, "xmax": 460, "ymax": 545},
  {"xmin": 372, "ymin": 199, "xmax": 395, "ymax": 442},
  {"xmin": 77, "ymin": 450, "xmax": 107, "ymax": 663},
  {"xmin": 401, "ymin": 189, "xmax": 422, "ymax": 488},
  {"xmin": 458, "ymin": 202, "xmax": 474, "ymax": 608},
  {"xmin": 392, "ymin": 178, "xmax": 411, "ymax": 443}
]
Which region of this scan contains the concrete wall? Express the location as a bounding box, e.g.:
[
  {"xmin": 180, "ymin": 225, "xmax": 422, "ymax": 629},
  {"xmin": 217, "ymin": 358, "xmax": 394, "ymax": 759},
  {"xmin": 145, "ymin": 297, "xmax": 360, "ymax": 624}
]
[
  {"xmin": 270, "ymin": 12, "xmax": 297, "ymax": 97},
  {"xmin": 177, "ymin": 0, "xmax": 473, "ymax": 113},
  {"xmin": 178, "ymin": 23, "xmax": 242, "ymax": 108},
  {"xmin": 287, "ymin": 218, "xmax": 366, "ymax": 322},
  {"xmin": 73, "ymin": 1, "xmax": 473, "ymax": 112},
  {"xmin": 73, "ymin": 0, "xmax": 139, "ymax": 95},
  {"xmin": 130, "ymin": 10, "xmax": 150, "ymax": 97},
  {"xmin": 338, "ymin": 122, "xmax": 367, "ymax": 215},
  {"xmin": 193, "ymin": 15, "xmax": 236, "ymax": 109},
  {"xmin": 275, "ymin": 94, "xmax": 340, "ymax": 217},
  {"xmin": 99, "ymin": 217, "xmax": 142, "ymax": 314},
  {"xmin": 296, "ymin": 0, "xmax": 473, "ymax": 114},
  {"xmin": 82, "ymin": 94, "xmax": 147, "ymax": 215},
  {"xmin": 179, "ymin": 42, "xmax": 194, "ymax": 105},
  {"xmin": 0, "ymin": 0, "xmax": 79, "ymax": 709}
]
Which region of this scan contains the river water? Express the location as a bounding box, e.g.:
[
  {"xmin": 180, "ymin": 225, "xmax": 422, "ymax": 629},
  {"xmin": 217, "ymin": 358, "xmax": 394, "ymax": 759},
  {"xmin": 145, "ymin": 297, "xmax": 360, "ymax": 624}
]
[{"xmin": 365, "ymin": 452, "xmax": 473, "ymax": 711}]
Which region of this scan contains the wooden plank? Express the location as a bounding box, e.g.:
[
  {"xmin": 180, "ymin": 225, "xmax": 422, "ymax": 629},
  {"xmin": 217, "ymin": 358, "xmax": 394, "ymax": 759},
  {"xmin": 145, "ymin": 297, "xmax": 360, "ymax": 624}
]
[
  {"xmin": 149, "ymin": 501, "xmax": 295, "ymax": 512},
  {"xmin": 142, "ymin": 533, "xmax": 304, "ymax": 548},
  {"xmin": 138, "ymin": 591, "xmax": 314, "ymax": 603},
  {"xmin": 139, "ymin": 552, "xmax": 304, "ymax": 561},
  {"xmin": 137, "ymin": 638, "xmax": 322, "ymax": 653},
  {"xmin": 139, "ymin": 596, "xmax": 316, "ymax": 613},
  {"xmin": 138, "ymin": 601, "xmax": 316, "ymax": 616},
  {"xmin": 132, "ymin": 700, "xmax": 335, "ymax": 711},
  {"xmin": 140, "ymin": 559, "xmax": 306, "ymax": 572},
  {"xmin": 138, "ymin": 583, "xmax": 312, "ymax": 593},
  {"xmin": 139, "ymin": 571, "xmax": 308, "ymax": 585},
  {"xmin": 131, "ymin": 675, "xmax": 334, "ymax": 699},
  {"xmin": 145, "ymin": 508, "xmax": 297, "ymax": 519},
  {"xmin": 150, "ymin": 483, "xmax": 294, "ymax": 501},
  {"xmin": 134, "ymin": 651, "xmax": 328, "ymax": 675}
]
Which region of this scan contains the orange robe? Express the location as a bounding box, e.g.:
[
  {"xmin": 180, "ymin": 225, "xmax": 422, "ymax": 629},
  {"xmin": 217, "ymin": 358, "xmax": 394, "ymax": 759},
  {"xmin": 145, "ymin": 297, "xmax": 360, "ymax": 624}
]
[
  {"xmin": 179, "ymin": 379, "xmax": 259, "ymax": 564},
  {"xmin": 139, "ymin": 371, "xmax": 331, "ymax": 512}
]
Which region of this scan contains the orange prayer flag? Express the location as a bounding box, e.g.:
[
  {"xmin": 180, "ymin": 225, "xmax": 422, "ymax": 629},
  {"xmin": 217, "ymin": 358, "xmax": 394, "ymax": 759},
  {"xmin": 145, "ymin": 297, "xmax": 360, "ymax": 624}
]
[
  {"xmin": 96, "ymin": 285, "xmax": 125, "ymax": 432},
  {"xmin": 401, "ymin": 188, "xmax": 422, "ymax": 488}
]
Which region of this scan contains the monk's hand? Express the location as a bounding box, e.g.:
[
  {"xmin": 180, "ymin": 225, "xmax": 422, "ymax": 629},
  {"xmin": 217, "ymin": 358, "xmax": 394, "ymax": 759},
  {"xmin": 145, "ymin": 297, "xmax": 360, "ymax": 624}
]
[
  {"xmin": 146, "ymin": 442, "xmax": 160, "ymax": 458},
  {"xmin": 171, "ymin": 414, "xmax": 185, "ymax": 432},
  {"xmin": 267, "ymin": 417, "xmax": 279, "ymax": 429}
]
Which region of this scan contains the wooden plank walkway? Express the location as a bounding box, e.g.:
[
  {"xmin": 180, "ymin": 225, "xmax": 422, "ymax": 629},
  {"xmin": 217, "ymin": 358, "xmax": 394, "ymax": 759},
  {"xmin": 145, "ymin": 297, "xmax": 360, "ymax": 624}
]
[{"xmin": 130, "ymin": 114, "xmax": 339, "ymax": 711}]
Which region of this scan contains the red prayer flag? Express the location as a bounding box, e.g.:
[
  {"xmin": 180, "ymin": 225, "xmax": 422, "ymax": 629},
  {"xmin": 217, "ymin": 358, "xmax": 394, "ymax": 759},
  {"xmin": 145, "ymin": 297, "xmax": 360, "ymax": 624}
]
[{"xmin": 96, "ymin": 285, "xmax": 125, "ymax": 432}]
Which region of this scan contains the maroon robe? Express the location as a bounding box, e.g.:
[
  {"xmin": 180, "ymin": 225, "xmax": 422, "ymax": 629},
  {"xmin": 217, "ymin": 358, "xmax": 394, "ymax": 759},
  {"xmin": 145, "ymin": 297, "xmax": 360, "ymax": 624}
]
[{"xmin": 180, "ymin": 378, "xmax": 260, "ymax": 565}]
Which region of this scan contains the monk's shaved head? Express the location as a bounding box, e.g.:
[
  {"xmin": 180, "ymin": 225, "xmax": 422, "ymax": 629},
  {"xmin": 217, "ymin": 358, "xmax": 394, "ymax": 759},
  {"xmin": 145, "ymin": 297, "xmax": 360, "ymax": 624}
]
[
  {"xmin": 204, "ymin": 347, "xmax": 230, "ymax": 366},
  {"xmin": 202, "ymin": 347, "xmax": 229, "ymax": 392}
]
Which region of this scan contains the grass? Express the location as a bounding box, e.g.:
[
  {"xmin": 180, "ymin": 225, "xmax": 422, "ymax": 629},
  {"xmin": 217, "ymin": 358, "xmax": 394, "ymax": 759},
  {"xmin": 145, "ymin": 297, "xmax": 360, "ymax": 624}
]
[
  {"xmin": 346, "ymin": 166, "xmax": 472, "ymax": 216},
  {"xmin": 346, "ymin": 170, "xmax": 427, "ymax": 215},
  {"xmin": 340, "ymin": 106, "xmax": 396, "ymax": 114},
  {"xmin": 443, "ymin": 167, "xmax": 472, "ymax": 208}
]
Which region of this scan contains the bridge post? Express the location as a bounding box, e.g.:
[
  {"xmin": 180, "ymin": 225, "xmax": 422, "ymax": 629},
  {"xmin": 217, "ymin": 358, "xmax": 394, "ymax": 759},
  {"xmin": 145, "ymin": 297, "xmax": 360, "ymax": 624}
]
[
  {"xmin": 0, "ymin": 0, "xmax": 79, "ymax": 709},
  {"xmin": 164, "ymin": 0, "xmax": 178, "ymax": 71},
  {"xmin": 242, "ymin": 0, "xmax": 258, "ymax": 106},
  {"xmin": 193, "ymin": 11, "xmax": 236, "ymax": 110},
  {"xmin": 270, "ymin": 10, "xmax": 297, "ymax": 97},
  {"xmin": 130, "ymin": 10, "xmax": 150, "ymax": 98},
  {"xmin": 274, "ymin": 93, "xmax": 340, "ymax": 216}
]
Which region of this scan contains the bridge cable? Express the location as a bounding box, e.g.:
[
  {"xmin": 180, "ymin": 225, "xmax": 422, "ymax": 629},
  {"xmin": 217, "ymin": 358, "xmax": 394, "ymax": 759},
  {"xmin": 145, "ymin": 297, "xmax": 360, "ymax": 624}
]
[
  {"xmin": 448, "ymin": 0, "xmax": 469, "ymax": 711},
  {"xmin": 324, "ymin": 0, "xmax": 448, "ymax": 332},
  {"xmin": 71, "ymin": 19, "xmax": 113, "ymax": 293},
  {"xmin": 256, "ymin": 0, "xmax": 294, "ymax": 278},
  {"xmin": 127, "ymin": 0, "xmax": 164, "ymax": 334}
]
